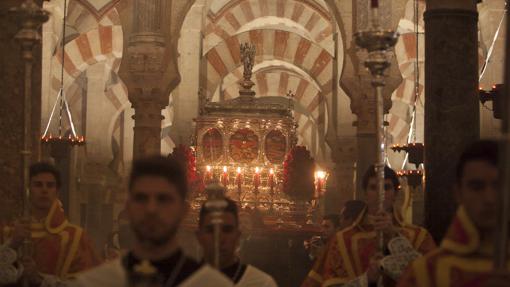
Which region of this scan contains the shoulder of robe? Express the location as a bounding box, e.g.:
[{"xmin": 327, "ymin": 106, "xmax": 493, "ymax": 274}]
[
  {"xmin": 240, "ymin": 265, "xmax": 278, "ymax": 286},
  {"xmin": 68, "ymin": 259, "xmax": 125, "ymax": 287},
  {"xmin": 63, "ymin": 224, "xmax": 84, "ymax": 235},
  {"xmin": 178, "ymin": 265, "xmax": 234, "ymax": 287}
]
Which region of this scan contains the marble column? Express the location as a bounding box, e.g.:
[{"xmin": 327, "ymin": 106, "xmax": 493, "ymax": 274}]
[
  {"xmin": 424, "ymin": 0, "xmax": 479, "ymax": 242},
  {"xmin": 168, "ymin": 3, "xmax": 205, "ymax": 146},
  {"xmin": 0, "ymin": 0, "xmax": 44, "ymax": 219},
  {"xmin": 118, "ymin": 0, "xmax": 193, "ymax": 158}
]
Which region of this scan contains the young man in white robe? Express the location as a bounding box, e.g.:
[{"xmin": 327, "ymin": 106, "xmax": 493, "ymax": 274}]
[
  {"xmin": 196, "ymin": 197, "xmax": 278, "ymax": 287},
  {"xmin": 69, "ymin": 156, "xmax": 232, "ymax": 287}
]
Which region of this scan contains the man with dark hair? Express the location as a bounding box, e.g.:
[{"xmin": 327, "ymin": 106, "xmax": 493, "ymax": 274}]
[
  {"xmin": 302, "ymin": 165, "xmax": 436, "ymax": 287},
  {"xmin": 196, "ymin": 196, "xmax": 277, "ymax": 286},
  {"xmin": 398, "ymin": 140, "xmax": 510, "ymax": 287},
  {"xmin": 0, "ymin": 162, "xmax": 100, "ymax": 285},
  {"xmin": 304, "ymin": 214, "xmax": 341, "ymax": 261},
  {"xmin": 340, "ymin": 200, "xmax": 367, "ymax": 228},
  {"xmin": 71, "ymin": 156, "xmax": 232, "ymax": 287}
]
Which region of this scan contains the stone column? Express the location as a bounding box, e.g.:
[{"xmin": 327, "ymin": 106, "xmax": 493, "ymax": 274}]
[
  {"xmin": 424, "ymin": 0, "xmax": 479, "ymax": 242},
  {"xmin": 118, "ymin": 0, "xmax": 193, "ymax": 158},
  {"xmin": 168, "ymin": 2, "xmax": 205, "ymax": 146}
]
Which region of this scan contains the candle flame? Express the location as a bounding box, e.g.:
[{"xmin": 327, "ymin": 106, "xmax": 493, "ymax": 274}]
[
  {"xmin": 316, "ymin": 170, "xmax": 326, "ymax": 180},
  {"xmin": 206, "ymin": 165, "xmax": 212, "ymax": 172}
]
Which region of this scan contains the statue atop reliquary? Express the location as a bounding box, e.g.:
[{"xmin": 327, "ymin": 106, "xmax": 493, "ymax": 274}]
[{"xmin": 240, "ymin": 42, "xmax": 256, "ymax": 91}]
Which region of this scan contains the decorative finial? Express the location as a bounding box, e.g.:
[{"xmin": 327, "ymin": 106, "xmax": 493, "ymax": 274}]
[{"xmin": 133, "ymin": 260, "xmax": 157, "ymax": 276}]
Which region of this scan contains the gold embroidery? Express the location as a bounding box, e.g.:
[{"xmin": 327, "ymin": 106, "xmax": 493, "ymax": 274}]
[
  {"xmin": 308, "ymin": 270, "xmax": 323, "ymax": 283},
  {"xmin": 441, "ymin": 206, "xmax": 479, "ymax": 254},
  {"xmin": 413, "ymin": 250, "xmax": 440, "ymax": 287},
  {"xmin": 323, "ymin": 277, "xmax": 350, "ymax": 287},
  {"xmin": 55, "ymin": 231, "xmax": 70, "ymax": 275},
  {"xmin": 60, "ymin": 225, "xmax": 83, "ymax": 277},
  {"xmin": 436, "ymin": 255, "xmax": 492, "ymax": 286},
  {"xmin": 351, "ymin": 230, "xmax": 376, "ymax": 274},
  {"xmin": 337, "ymin": 229, "xmax": 356, "ymax": 278},
  {"xmin": 414, "ymin": 228, "xmax": 428, "ymax": 250},
  {"xmin": 45, "ymin": 201, "xmax": 69, "ymax": 235}
]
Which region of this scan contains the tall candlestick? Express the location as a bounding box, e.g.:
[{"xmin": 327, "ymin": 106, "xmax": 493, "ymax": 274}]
[
  {"xmin": 268, "ymin": 168, "xmax": 275, "ymax": 189},
  {"xmin": 221, "ymin": 166, "xmax": 228, "ymax": 187},
  {"xmin": 253, "ymin": 167, "xmax": 260, "ymax": 188},
  {"xmin": 205, "ymin": 165, "xmax": 212, "ymax": 183},
  {"xmin": 236, "ymin": 167, "xmax": 242, "ymax": 202},
  {"xmin": 315, "ymin": 170, "xmax": 326, "ymax": 197}
]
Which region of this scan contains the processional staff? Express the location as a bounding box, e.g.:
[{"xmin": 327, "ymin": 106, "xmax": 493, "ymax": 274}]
[
  {"xmin": 204, "ymin": 183, "xmax": 229, "ymax": 269},
  {"xmin": 9, "ymin": 1, "xmax": 49, "ymax": 287},
  {"xmin": 494, "ymin": 0, "xmax": 510, "ymax": 270},
  {"xmin": 354, "ymin": 0, "xmax": 398, "ymax": 252}
]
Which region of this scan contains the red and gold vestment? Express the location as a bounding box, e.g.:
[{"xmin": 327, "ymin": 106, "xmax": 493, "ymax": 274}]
[
  {"xmin": 397, "ymin": 206, "xmax": 509, "ymax": 287},
  {"xmin": 302, "ymin": 208, "xmax": 436, "ymax": 287},
  {"xmin": 1, "ymin": 200, "xmax": 100, "ymax": 278}
]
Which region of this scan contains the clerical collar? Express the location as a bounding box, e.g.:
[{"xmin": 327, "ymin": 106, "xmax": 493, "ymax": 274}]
[
  {"xmin": 124, "ymin": 249, "xmax": 201, "ymax": 286},
  {"xmin": 221, "ymin": 261, "xmax": 247, "ymax": 284}
]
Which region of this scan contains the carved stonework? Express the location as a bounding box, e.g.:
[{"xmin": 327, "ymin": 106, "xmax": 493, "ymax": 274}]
[
  {"xmin": 117, "ymin": 0, "xmax": 194, "ymax": 158},
  {"xmin": 132, "ymin": 98, "xmax": 166, "ymax": 158},
  {"xmin": 75, "ymin": 0, "xmax": 121, "ymax": 19},
  {"xmin": 127, "ymin": 44, "xmax": 165, "ymax": 74}
]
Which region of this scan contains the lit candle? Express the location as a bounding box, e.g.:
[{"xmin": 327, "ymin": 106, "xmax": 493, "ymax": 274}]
[
  {"xmin": 236, "ymin": 167, "xmax": 242, "ymax": 184},
  {"xmin": 268, "ymin": 168, "xmax": 275, "ymax": 189},
  {"xmin": 206, "ymin": 165, "xmax": 212, "ymax": 183},
  {"xmin": 221, "ymin": 166, "xmax": 229, "ymax": 186},
  {"xmin": 315, "ymin": 170, "xmax": 326, "ymax": 197},
  {"xmin": 254, "ymin": 167, "xmax": 260, "ymax": 188}
]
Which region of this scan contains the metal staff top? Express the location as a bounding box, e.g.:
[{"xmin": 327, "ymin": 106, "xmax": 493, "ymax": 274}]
[
  {"xmin": 353, "ymin": 5, "xmax": 398, "ymax": 252},
  {"xmin": 204, "ymin": 183, "xmax": 229, "ymax": 269}
]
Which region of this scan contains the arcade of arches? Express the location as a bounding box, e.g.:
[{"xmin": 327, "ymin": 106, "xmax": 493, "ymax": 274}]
[{"xmin": 0, "ymin": 0, "xmax": 506, "ymax": 286}]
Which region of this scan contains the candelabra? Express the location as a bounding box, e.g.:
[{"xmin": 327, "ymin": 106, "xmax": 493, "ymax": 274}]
[
  {"xmin": 354, "ymin": 0, "xmax": 398, "ymax": 251},
  {"xmin": 306, "ymin": 170, "xmax": 328, "ymax": 225}
]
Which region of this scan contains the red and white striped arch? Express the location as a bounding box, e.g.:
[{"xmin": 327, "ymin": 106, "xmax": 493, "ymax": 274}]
[
  {"xmin": 205, "ymin": 0, "xmax": 334, "ymax": 55},
  {"xmin": 67, "ymin": 0, "xmax": 122, "ymax": 33},
  {"xmin": 49, "ymin": 24, "xmax": 124, "ymax": 110},
  {"xmin": 206, "ymin": 29, "xmax": 332, "ymax": 96},
  {"xmin": 387, "ymin": 0, "xmax": 425, "ymax": 144},
  {"xmin": 218, "ymin": 68, "xmax": 322, "ymax": 121}
]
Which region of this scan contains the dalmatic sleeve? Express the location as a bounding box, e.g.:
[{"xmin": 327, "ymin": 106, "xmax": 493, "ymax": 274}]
[
  {"xmin": 396, "ymin": 254, "xmax": 435, "ymax": 287},
  {"xmin": 301, "ymin": 236, "xmax": 340, "ymax": 287},
  {"xmin": 396, "ymin": 265, "xmax": 419, "ymax": 287},
  {"xmin": 67, "ymin": 230, "xmax": 102, "ymax": 276},
  {"xmin": 415, "ymin": 229, "xmax": 436, "ymax": 255},
  {"xmin": 302, "ymin": 234, "xmax": 356, "ymax": 287}
]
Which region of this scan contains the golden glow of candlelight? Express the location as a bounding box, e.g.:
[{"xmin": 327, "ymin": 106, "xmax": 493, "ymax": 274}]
[
  {"xmin": 269, "ymin": 168, "xmax": 274, "ymax": 175},
  {"xmin": 255, "ymin": 167, "xmax": 260, "ymax": 174},
  {"xmin": 316, "ymin": 170, "xmax": 326, "ymax": 180},
  {"xmin": 236, "ymin": 167, "xmax": 241, "ymax": 174},
  {"xmin": 223, "ymin": 166, "xmax": 227, "ymax": 173},
  {"xmin": 206, "ymin": 165, "xmax": 212, "ymax": 172}
]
